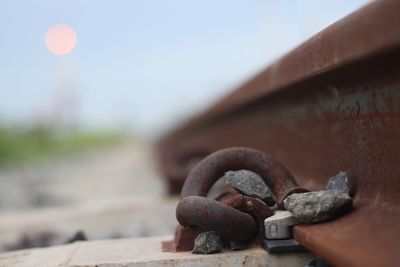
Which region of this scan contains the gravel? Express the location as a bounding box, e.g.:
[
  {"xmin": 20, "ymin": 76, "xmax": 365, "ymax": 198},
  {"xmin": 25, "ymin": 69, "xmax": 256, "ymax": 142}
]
[
  {"xmin": 224, "ymin": 170, "xmax": 273, "ymax": 204},
  {"xmin": 283, "ymin": 190, "xmax": 352, "ymax": 223},
  {"xmin": 325, "ymin": 171, "xmax": 352, "ymax": 196},
  {"xmin": 192, "ymin": 231, "xmax": 223, "ymax": 254}
]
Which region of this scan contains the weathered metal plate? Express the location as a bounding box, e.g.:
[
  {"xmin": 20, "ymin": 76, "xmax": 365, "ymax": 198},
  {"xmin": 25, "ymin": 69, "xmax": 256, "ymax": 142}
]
[
  {"xmin": 158, "ymin": 0, "xmax": 400, "ymax": 266},
  {"xmin": 262, "ymin": 239, "xmax": 307, "ymax": 254}
]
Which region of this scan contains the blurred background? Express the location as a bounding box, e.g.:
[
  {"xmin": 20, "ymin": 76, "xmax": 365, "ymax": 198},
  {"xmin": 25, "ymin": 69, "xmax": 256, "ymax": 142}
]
[{"xmin": 0, "ymin": 0, "xmax": 369, "ymax": 251}]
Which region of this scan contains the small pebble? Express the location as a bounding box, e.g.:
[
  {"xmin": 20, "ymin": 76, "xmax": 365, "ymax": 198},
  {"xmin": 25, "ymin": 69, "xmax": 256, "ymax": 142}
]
[
  {"xmin": 325, "ymin": 171, "xmax": 352, "ymax": 196},
  {"xmin": 224, "ymin": 170, "xmax": 274, "ymax": 204},
  {"xmin": 284, "ymin": 190, "xmax": 352, "ymax": 223},
  {"xmin": 192, "ymin": 231, "xmax": 222, "ymax": 254},
  {"xmin": 67, "ymin": 230, "xmax": 87, "ymax": 243}
]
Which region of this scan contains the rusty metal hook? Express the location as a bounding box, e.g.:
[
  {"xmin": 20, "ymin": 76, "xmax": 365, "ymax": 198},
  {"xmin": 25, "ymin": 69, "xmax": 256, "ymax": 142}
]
[
  {"xmin": 176, "ymin": 196, "xmax": 258, "ymax": 242},
  {"xmin": 180, "ymin": 147, "xmax": 307, "ymax": 208}
]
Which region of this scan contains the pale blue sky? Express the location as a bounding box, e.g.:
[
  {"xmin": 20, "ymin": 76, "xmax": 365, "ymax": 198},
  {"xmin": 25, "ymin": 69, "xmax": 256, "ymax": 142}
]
[{"xmin": 0, "ymin": 0, "xmax": 370, "ymax": 135}]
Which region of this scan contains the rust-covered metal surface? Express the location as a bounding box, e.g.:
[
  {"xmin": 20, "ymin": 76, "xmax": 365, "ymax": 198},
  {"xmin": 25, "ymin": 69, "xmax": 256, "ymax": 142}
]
[
  {"xmin": 176, "ymin": 196, "xmax": 258, "ymax": 242},
  {"xmin": 158, "ymin": 0, "xmax": 400, "ymax": 266},
  {"xmin": 180, "ymin": 147, "xmax": 307, "ymax": 207}
]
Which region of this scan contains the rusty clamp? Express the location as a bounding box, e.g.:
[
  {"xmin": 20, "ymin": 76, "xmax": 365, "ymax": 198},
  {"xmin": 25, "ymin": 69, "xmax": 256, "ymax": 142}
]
[{"xmin": 176, "ymin": 147, "xmax": 308, "ymax": 243}]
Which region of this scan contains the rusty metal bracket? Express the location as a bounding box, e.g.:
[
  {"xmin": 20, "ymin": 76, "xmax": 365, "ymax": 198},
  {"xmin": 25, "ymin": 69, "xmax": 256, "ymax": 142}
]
[
  {"xmin": 176, "ymin": 196, "xmax": 257, "ymax": 242},
  {"xmin": 174, "ymin": 147, "xmax": 306, "ymax": 250},
  {"xmin": 181, "ymin": 147, "xmax": 307, "ymax": 208}
]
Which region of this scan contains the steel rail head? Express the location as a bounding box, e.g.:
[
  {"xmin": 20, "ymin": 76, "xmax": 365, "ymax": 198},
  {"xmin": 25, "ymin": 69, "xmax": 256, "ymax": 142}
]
[
  {"xmin": 180, "ymin": 147, "xmax": 308, "ymax": 207},
  {"xmin": 176, "ymin": 196, "xmax": 257, "ymax": 242}
]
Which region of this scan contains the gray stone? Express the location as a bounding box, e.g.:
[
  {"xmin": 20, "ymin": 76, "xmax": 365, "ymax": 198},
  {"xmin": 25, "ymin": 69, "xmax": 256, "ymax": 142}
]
[
  {"xmin": 67, "ymin": 231, "xmax": 87, "ymax": 243},
  {"xmin": 192, "ymin": 231, "xmax": 223, "ymax": 254},
  {"xmin": 283, "ymin": 191, "xmax": 352, "ymax": 224},
  {"xmin": 264, "ymin": 211, "xmax": 300, "ymax": 239},
  {"xmin": 325, "ymin": 171, "xmax": 352, "ymax": 196},
  {"xmin": 229, "ymin": 241, "xmax": 248, "ymax": 251},
  {"xmin": 224, "ymin": 170, "xmax": 273, "ymax": 202}
]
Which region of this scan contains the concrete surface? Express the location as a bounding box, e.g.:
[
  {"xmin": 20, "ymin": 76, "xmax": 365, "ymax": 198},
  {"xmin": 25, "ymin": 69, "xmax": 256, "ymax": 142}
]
[{"xmin": 0, "ymin": 236, "xmax": 313, "ymax": 267}]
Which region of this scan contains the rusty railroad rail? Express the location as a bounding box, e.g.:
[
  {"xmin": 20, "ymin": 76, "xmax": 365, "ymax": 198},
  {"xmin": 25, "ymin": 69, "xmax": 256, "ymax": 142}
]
[{"xmin": 157, "ymin": 0, "xmax": 400, "ymax": 266}]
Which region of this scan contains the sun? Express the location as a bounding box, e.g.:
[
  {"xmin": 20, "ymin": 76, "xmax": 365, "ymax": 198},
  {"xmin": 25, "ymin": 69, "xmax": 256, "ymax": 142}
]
[{"xmin": 45, "ymin": 24, "xmax": 77, "ymax": 55}]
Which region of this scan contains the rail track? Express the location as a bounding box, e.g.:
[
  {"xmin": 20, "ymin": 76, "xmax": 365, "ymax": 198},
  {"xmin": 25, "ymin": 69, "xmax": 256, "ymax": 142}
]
[{"xmin": 157, "ymin": 0, "xmax": 400, "ymax": 266}]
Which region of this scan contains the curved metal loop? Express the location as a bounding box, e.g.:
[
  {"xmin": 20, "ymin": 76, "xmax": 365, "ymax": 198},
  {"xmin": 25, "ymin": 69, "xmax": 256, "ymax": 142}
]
[
  {"xmin": 181, "ymin": 147, "xmax": 308, "ymax": 207},
  {"xmin": 176, "ymin": 196, "xmax": 257, "ymax": 242},
  {"xmin": 220, "ymin": 193, "xmax": 274, "ymax": 229}
]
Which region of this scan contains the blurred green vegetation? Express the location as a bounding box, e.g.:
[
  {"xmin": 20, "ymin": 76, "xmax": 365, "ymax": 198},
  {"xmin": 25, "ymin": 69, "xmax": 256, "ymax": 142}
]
[{"xmin": 0, "ymin": 125, "xmax": 123, "ymax": 165}]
